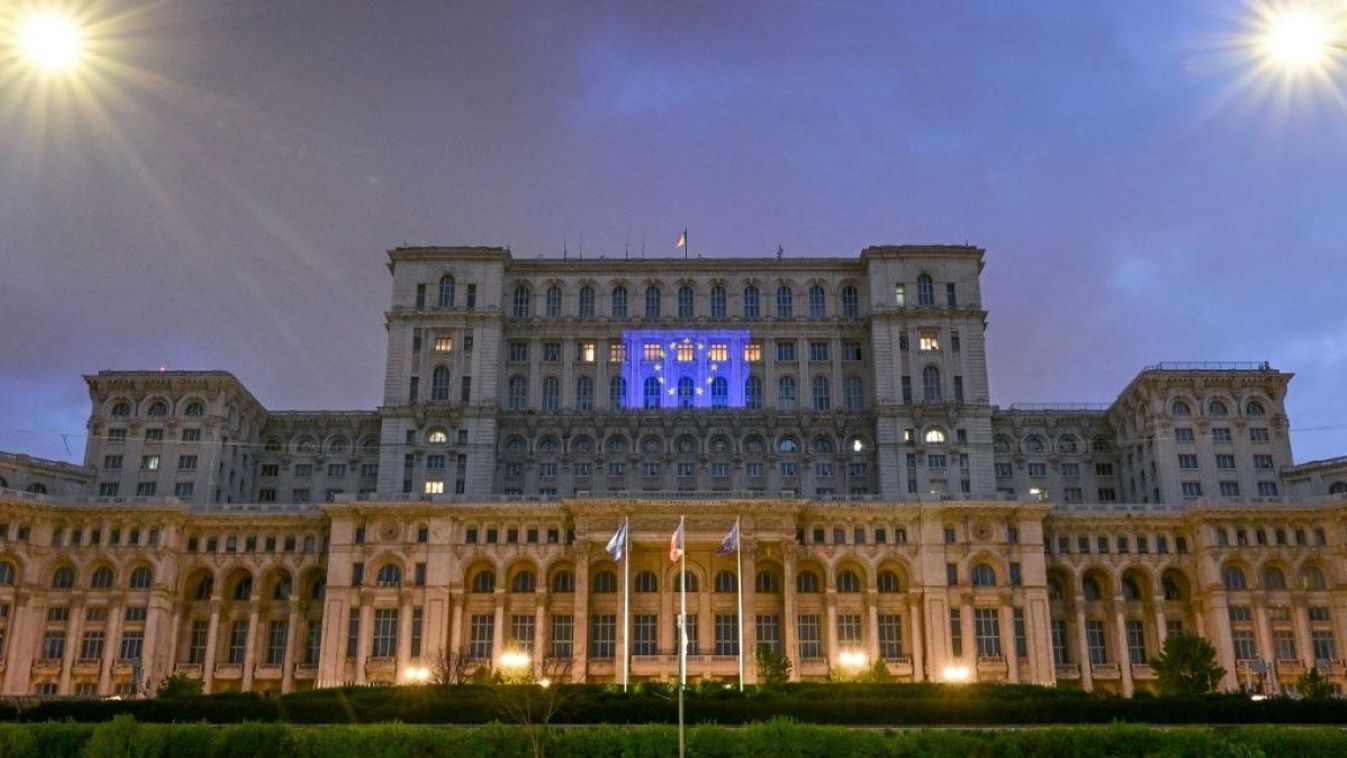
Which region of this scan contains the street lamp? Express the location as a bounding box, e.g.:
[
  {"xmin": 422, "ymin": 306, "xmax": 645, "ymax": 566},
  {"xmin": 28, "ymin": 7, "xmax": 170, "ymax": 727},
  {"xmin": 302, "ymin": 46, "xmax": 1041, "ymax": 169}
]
[
  {"xmin": 942, "ymin": 664, "xmax": 971, "ymax": 683},
  {"xmin": 837, "ymin": 650, "xmax": 868, "ymax": 670}
]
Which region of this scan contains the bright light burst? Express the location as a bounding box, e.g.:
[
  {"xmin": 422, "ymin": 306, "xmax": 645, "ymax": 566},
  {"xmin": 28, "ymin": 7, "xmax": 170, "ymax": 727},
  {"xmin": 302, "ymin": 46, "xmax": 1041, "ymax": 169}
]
[
  {"xmin": 1258, "ymin": 5, "xmax": 1336, "ymax": 71},
  {"xmin": 18, "ymin": 12, "xmax": 82, "ymax": 71}
]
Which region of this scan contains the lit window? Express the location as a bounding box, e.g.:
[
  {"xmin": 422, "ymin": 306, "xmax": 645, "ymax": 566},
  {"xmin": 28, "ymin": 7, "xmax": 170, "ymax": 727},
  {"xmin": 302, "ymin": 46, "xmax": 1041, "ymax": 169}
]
[
  {"xmin": 919, "ymin": 331, "xmax": 940, "ymax": 351},
  {"xmin": 610, "ymin": 341, "xmax": 626, "ymax": 363},
  {"xmin": 433, "ymin": 337, "xmax": 453, "ymax": 353},
  {"xmin": 579, "ymin": 341, "xmax": 596, "ymax": 363},
  {"xmin": 894, "ymin": 284, "xmax": 906, "ymax": 306},
  {"xmin": 643, "ymin": 343, "xmax": 662, "ymax": 362},
  {"xmin": 424, "ymin": 480, "xmax": 445, "ymax": 495},
  {"xmin": 924, "ymin": 428, "xmax": 946, "ymax": 444},
  {"xmin": 427, "ymin": 430, "xmax": 448, "ymax": 444},
  {"xmin": 676, "ymin": 342, "xmax": 694, "ymax": 362},
  {"xmin": 708, "ymin": 343, "xmax": 728, "ymax": 362},
  {"xmin": 743, "ymin": 342, "xmax": 762, "ymax": 362}
]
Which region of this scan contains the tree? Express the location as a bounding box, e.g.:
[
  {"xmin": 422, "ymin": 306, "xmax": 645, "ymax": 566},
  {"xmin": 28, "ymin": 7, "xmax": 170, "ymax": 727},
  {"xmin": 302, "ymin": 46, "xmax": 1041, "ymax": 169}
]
[
  {"xmin": 429, "ymin": 648, "xmax": 475, "ymax": 685},
  {"xmin": 1150, "ymin": 632, "xmax": 1226, "ymax": 696},
  {"xmin": 754, "ymin": 644, "xmax": 792, "ymax": 687},
  {"xmin": 1297, "ymin": 667, "xmax": 1338, "ymax": 700},
  {"xmin": 494, "ymin": 658, "xmax": 574, "ymax": 758},
  {"xmin": 156, "ymin": 673, "xmax": 204, "ymax": 699}
]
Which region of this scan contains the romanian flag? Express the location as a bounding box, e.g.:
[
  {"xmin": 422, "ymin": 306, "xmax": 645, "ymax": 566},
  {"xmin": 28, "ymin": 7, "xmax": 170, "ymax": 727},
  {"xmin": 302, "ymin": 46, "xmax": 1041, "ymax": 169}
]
[
  {"xmin": 676, "ymin": 229, "xmax": 687, "ymax": 248},
  {"xmin": 669, "ymin": 518, "xmax": 684, "ymax": 563}
]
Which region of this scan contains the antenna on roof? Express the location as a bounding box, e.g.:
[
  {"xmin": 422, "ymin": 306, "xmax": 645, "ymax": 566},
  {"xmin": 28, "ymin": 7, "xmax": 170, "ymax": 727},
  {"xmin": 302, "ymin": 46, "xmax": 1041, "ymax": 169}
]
[
  {"xmin": 563, "ymin": 234, "xmax": 568, "ymax": 261},
  {"xmin": 625, "ymin": 230, "xmax": 630, "ymax": 260},
  {"xmin": 579, "ymin": 234, "xmax": 583, "ymax": 260},
  {"xmin": 641, "ymin": 232, "xmax": 646, "ymax": 259},
  {"xmin": 777, "ymin": 244, "xmax": 784, "ymax": 260}
]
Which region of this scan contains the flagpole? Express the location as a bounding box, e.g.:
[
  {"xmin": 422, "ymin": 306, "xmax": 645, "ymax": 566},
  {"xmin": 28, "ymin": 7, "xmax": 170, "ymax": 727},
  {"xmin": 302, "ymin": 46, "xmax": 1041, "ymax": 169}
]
[
  {"xmin": 678, "ymin": 515, "xmax": 687, "ymax": 758},
  {"xmin": 622, "ymin": 515, "xmax": 630, "ymax": 692},
  {"xmin": 735, "ymin": 516, "xmax": 744, "ymax": 691}
]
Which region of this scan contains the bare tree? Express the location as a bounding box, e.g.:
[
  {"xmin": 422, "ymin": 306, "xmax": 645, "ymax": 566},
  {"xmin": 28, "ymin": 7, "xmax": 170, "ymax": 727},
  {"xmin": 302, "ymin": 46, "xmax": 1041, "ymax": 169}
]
[
  {"xmin": 495, "ymin": 658, "xmax": 575, "ymax": 758},
  {"xmin": 429, "ymin": 647, "xmax": 476, "ymax": 686}
]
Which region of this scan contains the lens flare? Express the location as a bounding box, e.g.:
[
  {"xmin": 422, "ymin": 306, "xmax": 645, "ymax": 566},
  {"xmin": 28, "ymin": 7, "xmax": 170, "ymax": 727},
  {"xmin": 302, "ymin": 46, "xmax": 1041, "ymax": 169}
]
[
  {"xmin": 18, "ymin": 13, "xmax": 82, "ymax": 71},
  {"xmin": 1261, "ymin": 7, "xmax": 1334, "ymax": 69}
]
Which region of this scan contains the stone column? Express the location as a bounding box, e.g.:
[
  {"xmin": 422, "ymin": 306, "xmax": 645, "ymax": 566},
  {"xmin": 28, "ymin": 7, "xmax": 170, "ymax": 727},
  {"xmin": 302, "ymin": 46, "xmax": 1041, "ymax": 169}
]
[
  {"xmin": 533, "ymin": 592, "xmax": 547, "ymax": 681},
  {"xmin": 354, "ymin": 603, "xmax": 372, "ymax": 684},
  {"xmin": 200, "ymin": 601, "xmax": 221, "ymax": 693},
  {"xmin": 867, "ymin": 595, "xmax": 881, "ymax": 665},
  {"xmin": 1002, "ymin": 604, "xmax": 1019, "ymax": 683},
  {"xmin": 1253, "ymin": 599, "xmax": 1277, "ymax": 693},
  {"xmin": 58, "ymin": 597, "xmax": 84, "ymax": 694},
  {"xmin": 573, "ymin": 551, "xmax": 590, "ymax": 681},
  {"xmin": 1153, "ymin": 597, "xmax": 1169, "ymax": 651},
  {"xmin": 908, "ymin": 594, "xmax": 925, "ymax": 681},
  {"xmin": 782, "ymin": 551, "xmax": 798, "ymax": 681},
  {"xmin": 1114, "ymin": 602, "xmax": 1134, "ymax": 697},
  {"xmin": 241, "ymin": 603, "xmax": 261, "ymax": 691},
  {"xmin": 100, "ymin": 598, "xmax": 126, "ymax": 695},
  {"xmin": 1074, "ymin": 606, "xmax": 1094, "ymax": 692},
  {"xmin": 448, "ymin": 594, "xmax": 464, "ymax": 660},
  {"xmin": 396, "ymin": 594, "xmax": 414, "ymax": 677},
  {"xmin": 740, "ymin": 548, "xmax": 758, "ymax": 684},
  {"xmin": 492, "ymin": 590, "xmax": 506, "ymax": 665},
  {"xmin": 281, "ymin": 606, "xmax": 300, "ymax": 693},
  {"xmin": 1292, "ymin": 599, "xmax": 1314, "ymax": 671}
]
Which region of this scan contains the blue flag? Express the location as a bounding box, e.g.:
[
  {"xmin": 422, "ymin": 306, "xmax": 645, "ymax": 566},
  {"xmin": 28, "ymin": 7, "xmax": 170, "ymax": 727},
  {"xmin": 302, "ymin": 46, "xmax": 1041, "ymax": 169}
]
[{"xmin": 716, "ymin": 521, "xmax": 739, "ymax": 556}]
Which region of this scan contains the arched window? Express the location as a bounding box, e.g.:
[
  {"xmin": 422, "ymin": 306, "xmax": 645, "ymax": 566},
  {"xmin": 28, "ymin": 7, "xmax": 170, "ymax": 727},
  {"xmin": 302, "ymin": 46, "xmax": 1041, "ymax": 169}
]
[
  {"xmin": 1208, "ymin": 399, "xmax": 1228, "ymax": 417},
  {"xmin": 438, "ymin": 274, "xmax": 455, "ymax": 307},
  {"xmin": 743, "ymin": 285, "xmax": 760, "ymax": 319},
  {"xmin": 541, "ymin": 376, "xmax": 560, "ymax": 411},
  {"xmin": 1025, "ymin": 435, "xmax": 1045, "ymax": 453},
  {"xmin": 644, "ymin": 376, "xmax": 662, "ymax": 409},
  {"xmin": 512, "ymin": 285, "xmax": 531, "ymax": 319},
  {"xmin": 635, "ymin": 570, "xmax": 658, "ymax": 593},
  {"xmin": 297, "ymin": 436, "xmax": 318, "ymax": 454},
  {"xmin": 578, "ymin": 286, "xmax": 595, "ymax": 319},
  {"xmin": 593, "ymin": 570, "xmax": 618, "ymax": 593},
  {"xmin": 328, "ymin": 437, "xmax": 350, "ymax": 455},
  {"xmin": 1057, "ymin": 436, "xmax": 1079, "ymax": 455},
  {"xmin": 233, "ymin": 576, "xmax": 253, "ymax": 600},
  {"xmin": 1245, "ymin": 400, "xmax": 1266, "ymax": 416},
  {"xmin": 1122, "ymin": 577, "xmax": 1140, "ymax": 600},
  {"xmin": 710, "ymin": 286, "xmax": 726, "ymax": 318},
  {"xmin": 778, "ymin": 375, "xmax": 796, "ymax": 410},
  {"xmin": 745, "ymin": 376, "xmax": 763, "ymax": 409},
  {"xmin": 678, "ymin": 285, "xmax": 694, "ymax": 318},
  {"xmin": 611, "ymin": 286, "xmax": 628, "ymax": 318},
  {"xmin": 1048, "ymin": 578, "xmax": 1064, "ymax": 601},
  {"xmin": 311, "ymin": 578, "xmax": 325, "ymax": 600},
  {"xmin": 273, "ymin": 576, "xmax": 292, "ymax": 600},
  {"xmin": 26, "ymin": 483, "xmax": 46, "ymax": 495},
  {"xmin": 778, "ymin": 437, "xmax": 799, "ymax": 454},
  {"xmin": 837, "ymin": 570, "xmax": 860, "ymax": 593},
  {"xmin": 431, "ymin": 366, "xmax": 451, "ymax": 401},
  {"xmin": 512, "ymin": 570, "xmax": 536, "ymax": 593},
  {"xmin": 1304, "ymin": 566, "xmax": 1327, "ymax": 590},
  {"xmin": 111, "ymin": 400, "xmax": 131, "ymax": 417},
  {"xmin": 427, "ymin": 429, "xmax": 448, "ymax": 444},
  {"xmin": 545, "ymin": 286, "xmax": 562, "ymax": 318},
  {"xmin": 677, "ymin": 377, "xmax": 695, "ymax": 408},
  {"xmin": 756, "ymin": 570, "xmax": 781, "ymax": 593},
  {"xmin": 147, "ymin": 400, "xmax": 168, "ymax": 417},
  {"xmin": 841, "ymin": 286, "xmax": 859, "ymax": 318},
  {"xmin": 776, "ymin": 285, "xmax": 793, "ymax": 318},
  {"xmin": 376, "ymin": 564, "xmax": 402, "ymax": 587},
  {"xmin": 1171, "ymin": 400, "xmax": 1192, "ymax": 416},
  {"xmin": 184, "ymin": 401, "xmax": 205, "ymax": 417},
  {"xmin": 609, "ymin": 376, "xmax": 627, "ymax": 409},
  {"xmin": 606, "ymin": 436, "xmax": 628, "ymax": 454},
  {"xmin": 924, "ymin": 427, "xmax": 946, "ymax": 444},
  {"xmin": 710, "ymin": 376, "xmax": 728, "ymax": 408},
  {"xmin": 194, "ymin": 576, "xmax": 214, "ymax": 600},
  {"xmin": 91, "ymin": 566, "xmax": 114, "ymax": 589},
  {"xmin": 265, "ymin": 438, "xmax": 283, "ymax": 453},
  {"xmin": 972, "ymin": 563, "xmax": 996, "ymax": 587},
  {"xmin": 1330, "ymin": 482, "xmax": 1347, "ymax": 495},
  {"xmin": 813, "ymin": 436, "xmax": 834, "ymax": 454},
  {"xmin": 811, "ymin": 376, "xmax": 831, "ymax": 411},
  {"xmin": 1082, "ymin": 576, "xmax": 1102, "ymax": 601},
  {"xmin": 674, "ymin": 572, "xmax": 699, "ymax": 592},
  {"xmin": 1262, "ymin": 566, "xmax": 1286, "ymax": 590},
  {"xmin": 1223, "ymin": 565, "xmax": 1247, "ymax": 590},
  {"xmin": 714, "ymin": 570, "xmax": 738, "ymax": 593},
  {"xmin": 922, "ymin": 365, "xmax": 942, "ymax": 403},
  {"xmin": 796, "ymin": 570, "xmax": 820, "ymax": 593},
  {"xmin": 471, "ymin": 570, "xmax": 496, "ymax": 593},
  {"xmin": 551, "ymin": 570, "xmax": 574, "ymax": 593},
  {"xmin": 575, "ymin": 376, "xmax": 594, "ymax": 411},
  {"xmin": 644, "ymin": 286, "xmax": 661, "ymax": 319},
  {"xmin": 1162, "ymin": 575, "xmax": 1183, "ymax": 601},
  {"xmin": 508, "ymin": 376, "xmax": 528, "ymax": 410},
  {"xmin": 916, "ymin": 274, "xmax": 934, "ymax": 306},
  {"xmin": 808, "ymin": 285, "xmax": 826, "ymax": 319},
  {"xmin": 844, "ymin": 376, "xmax": 864, "ymax": 412},
  {"xmin": 877, "ymin": 570, "xmax": 901, "ymax": 593},
  {"xmin": 0, "ymin": 561, "xmax": 15, "ymax": 586}
]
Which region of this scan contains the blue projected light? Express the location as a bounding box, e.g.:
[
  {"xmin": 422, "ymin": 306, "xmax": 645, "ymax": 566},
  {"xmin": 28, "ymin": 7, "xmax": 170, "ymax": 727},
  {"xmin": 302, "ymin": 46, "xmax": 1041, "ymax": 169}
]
[{"xmin": 622, "ymin": 329, "xmax": 753, "ymax": 410}]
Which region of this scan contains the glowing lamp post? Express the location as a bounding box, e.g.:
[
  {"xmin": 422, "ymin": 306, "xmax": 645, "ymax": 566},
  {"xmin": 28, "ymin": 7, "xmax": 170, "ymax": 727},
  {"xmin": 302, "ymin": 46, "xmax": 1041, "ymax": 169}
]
[
  {"xmin": 402, "ymin": 665, "xmax": 431, "ymax": 685},
  {"xmin": 942, "ymin": 664, "xmax": 972, "ymax": 683},
  {"xmin": 838, "ymin": 650, "xmax": 869, "ymax": 671}
]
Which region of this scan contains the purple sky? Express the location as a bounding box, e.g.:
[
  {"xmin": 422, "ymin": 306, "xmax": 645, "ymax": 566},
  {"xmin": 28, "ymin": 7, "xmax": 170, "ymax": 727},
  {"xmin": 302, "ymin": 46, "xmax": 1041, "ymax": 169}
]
[{"xmin": 1, "ymin": 1, "xmax": 1344, "ymax": 465}]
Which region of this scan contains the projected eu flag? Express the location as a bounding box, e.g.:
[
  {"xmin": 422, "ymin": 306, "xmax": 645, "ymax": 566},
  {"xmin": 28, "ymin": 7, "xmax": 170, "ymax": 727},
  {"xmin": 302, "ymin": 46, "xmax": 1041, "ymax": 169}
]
[{"xmin": 621, "ymin": 330, "xmax": 753, "ymax": 409}]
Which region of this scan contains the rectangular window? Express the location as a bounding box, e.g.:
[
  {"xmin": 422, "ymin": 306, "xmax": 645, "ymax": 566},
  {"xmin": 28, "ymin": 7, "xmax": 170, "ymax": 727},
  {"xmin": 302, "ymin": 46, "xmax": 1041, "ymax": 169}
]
[
  {"xmin": 1258, "ymin": 481, "xmax": 1279, "ymax": 496},
  {"xmin": 510, "ymin": 614, "xmax": 536, "ymax": 654},
  {"xmin": 346, "ymin": 610, "xmax": 359, "ymax": 658},
  {"xmin": 714, "ymin": 614, "xmax": 739, "ymax": 656},
  {"xmin": 1125, "ymin": 620, "xmax": 1146, "ymax": 664},
  {"xmin": 775, "ymin": 340, "xmax": 796, "ymax": 361},
  {"xmin": 949, "ymin": 609, "xmax": 963, "ymax": 658},
  {"xmin": 797, "ymin": 614, "xmax": 822, "ymax": 660},
  {"xmin": 1178, "ymin": 454, "xmax": 1198, "ymax": 470},
  {"xmin": 228, "ymin": 620, "xmax": 248, "ymax": 664},
  {"xmin": 837, "ymin": 613, "xmax": 862, "ymax": 647},
  {"xmin": 1250, "ymin": 427, "xmax": 1269, "ymax": 443},
  {"xmin": 469, "ymin": 614, "xmax": 494, "ymax": 660},
  {"xmin": 1175, "ymin": 427, "xmax": 1194, "ymax": 443},
  {"xmin": 434, "ymin": 336, "xmax": 453, "ymax": 353},
  {"xmin": 1312, "ymin": 630, "xmax": 1337, "ymax": 662},
  {"xmin": 550, "ymin": 614, "xmax": 573, "ymax": 659},
  {"xmin": 1231, "ymin": 629, "xmax": 1257, "ymax": 661},
  {"xmin": 1181, "ymin": 482, "xmax": 1202, "ymax": 499},
  {"xmin": 1009, "ymin": 562, "xmax": 1022, "ymax": 587},
  {"xmin": 1051, "ymin": 619, "xmax": 1070, "ymax": 665},
  {"xmin": 371, "ymin": 609, "xmax": 398, "ymax": 658},
  {"xmin": 266, "ymin": 620, "xmax": 288, "ymax": 665},
  {"xmin": 808, "ymin": 341, "xmax": 829, "ymax": 362},
  {"xmin": 947, "ymin": 562, "xmax": 959, "ymax": 586},
  {"xmin": 974, "ymin": 608, "xmax": 1001, "ymax": 658},
  {"xmin": 42, "ymin": 631, "xmax": 66, "ymax": 660},
  {"xmin": 1253, "ymin": 455, "xmax": 1275, "ymax": 470},
  {"xmin": 508, "ymin": 341, "xmax": 529, "ymax": 362},
  {"xmin": 755, "ymin": 615, "xmax": 782, "ymax": 655},
  {"xmin": 80, "ymin": 631, "xmax": 105, "ymax": 660},
  {"xmin": 609, "ymin": 341, "xmax": 626, "ymax": 363},
  {"xmin": 877, "ymin": 614, "xmax": 903, "ymax": 659},
  {"xmin": 1085, "ymin": 620, "xmax": 1107, "ymax": 665},
  {"xmin": 743, "ymin": 342, "xmax": 762, "ymax": 362},
  {"xmin": 591, "ymin": 614, "xmax": 616, "ymax": 659},
  {"xmin": 1215, "ymin": 454, "xmax": 1236, "ymax": 469},
  {"xmin": 1013, "ymin": 608, "xmax": 1028, "ymax": 658},
  {"xmin": 188, "ymin": 620, "xmax": 208, "ymax": 664},
  {"xmin": 1273, "ymin": 630, "xmax": 1297, "ymax": 661},
  {"xmin": 842, "ymin": 341, "xmax": 863, "ymax": 361},
  {"xmin": 578, "ymin": 341, "xmax": 596, "ymax": 363},
  {"xmin": 633, "ymin": 614, "xmax": 658, "ymax": 656},
  {"xmin": 919, "ymin": 330, "xmax": 940, "ymax": 351}
]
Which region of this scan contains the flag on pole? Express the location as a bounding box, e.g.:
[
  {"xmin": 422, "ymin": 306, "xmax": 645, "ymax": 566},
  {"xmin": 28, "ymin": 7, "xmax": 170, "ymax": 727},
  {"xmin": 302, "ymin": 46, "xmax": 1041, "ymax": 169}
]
[
  {"xmin": 606, "ymin": 522, "xmax": 628, "ymax": 562},
  {"xmin": 676, "ymin": 229, "xmax": 687, "ymax": 249},
  {"xmin": 716, "ymin": 521, "xmax": 739, "ymax": 556},
  {"xmin": 670, "ymin": 519, "xmax": 684, "ymax": 563}
]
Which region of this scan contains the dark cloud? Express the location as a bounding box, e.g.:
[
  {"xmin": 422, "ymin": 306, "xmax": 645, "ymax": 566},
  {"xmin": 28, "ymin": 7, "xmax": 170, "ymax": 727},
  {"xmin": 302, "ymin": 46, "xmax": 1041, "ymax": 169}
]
[{"xmin": 1, "ymin": 0, "xmax": 1343, "ymax": 464}]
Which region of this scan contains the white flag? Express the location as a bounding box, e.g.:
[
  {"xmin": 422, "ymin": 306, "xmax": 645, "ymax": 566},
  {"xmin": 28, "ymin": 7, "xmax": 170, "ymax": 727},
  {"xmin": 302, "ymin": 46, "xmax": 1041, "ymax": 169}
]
[{"xmin": 606, "ymin": 521, "xmax": 627, "ymax": 562}]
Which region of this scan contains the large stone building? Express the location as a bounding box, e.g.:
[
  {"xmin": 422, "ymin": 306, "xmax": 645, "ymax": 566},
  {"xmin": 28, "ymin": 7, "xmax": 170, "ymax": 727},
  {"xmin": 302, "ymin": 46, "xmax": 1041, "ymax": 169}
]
[{"xmin": 1, "ymin": 244, "xmax": 1345, "ymax": 698}]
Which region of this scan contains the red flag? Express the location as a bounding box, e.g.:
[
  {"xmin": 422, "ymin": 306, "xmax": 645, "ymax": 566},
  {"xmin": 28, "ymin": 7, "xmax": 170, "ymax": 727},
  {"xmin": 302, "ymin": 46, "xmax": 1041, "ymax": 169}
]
[{"xmin": 669, "ymin": 519, "xmax": 684, "ymax": 563}]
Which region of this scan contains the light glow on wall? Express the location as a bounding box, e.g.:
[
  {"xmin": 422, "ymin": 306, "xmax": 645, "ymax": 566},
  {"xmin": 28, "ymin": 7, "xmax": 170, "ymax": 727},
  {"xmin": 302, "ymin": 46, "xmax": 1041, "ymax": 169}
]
[{"xmin": 622, "ymin": 329, "xmax": 753, "ymax": 410}]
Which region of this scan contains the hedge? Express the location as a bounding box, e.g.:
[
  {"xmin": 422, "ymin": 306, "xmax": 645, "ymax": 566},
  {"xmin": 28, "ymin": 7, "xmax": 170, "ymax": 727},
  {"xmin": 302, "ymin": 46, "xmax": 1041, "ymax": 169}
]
[
  {"xmin": 2, "ymin": 718, "xmax": 1347, "ymax": 757},
  {"xmin": 11, "ymin": 683, "xmax": 1347, "ymax": 725}
]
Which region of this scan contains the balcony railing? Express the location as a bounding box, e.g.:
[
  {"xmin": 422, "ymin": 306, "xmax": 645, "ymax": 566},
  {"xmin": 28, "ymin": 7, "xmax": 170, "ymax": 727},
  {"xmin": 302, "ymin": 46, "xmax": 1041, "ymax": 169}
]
[
  {"xmin": 213, "ymin": 663, "xmax": 243, "ymax": 679},
  {"xmin": 254, "ymin": 663, "xmax": 284, "ymax": 678},
  {"xmin": 1055, "ymin": 662, "xmax": 1080, "ymax": 679},
  {"xmin": 292, "ymin": 664, "xmax": 317, "ymax": 679},
  {"xmin": 174, "ymin": 662, "xmax": 203, "ymax": 677},
  {"xmin": 1091, "ymin": 662, "xmax": 1121, "ymax": 678},
  {"xmin": 1131, "ymin": 663, "xmax": 1156, "ymax": 679}
]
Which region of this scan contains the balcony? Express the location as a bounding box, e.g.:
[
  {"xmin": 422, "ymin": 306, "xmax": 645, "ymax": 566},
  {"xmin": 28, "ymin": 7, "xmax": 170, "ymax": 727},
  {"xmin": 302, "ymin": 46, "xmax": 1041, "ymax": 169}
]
[
  {"xmin": 883, "ymin": 657, "xmax": 914, "ymax": 677},
  {"xmin": 293, "ymin": 664, "xmax": 317, "ymax": 680},
  {"xmin": 112, "ymin": 658, "xmax": 137, "ymax": 674},
  {"xmin": 1055, "ymin": 662, "xmax": 1080, "ymax": 679},
  {"xmin": 1130, "ymin": 664, "xmax": 1156, "ymax": 680},
  {"xmin": 1091, "ymin": 663, "xmax": 1121, "ymax": 679},
  {"xmin": 72, "ymin": 658, "xmax": 101, "ymax": 675},
  {"xmin": 254, "ymin": 663, "xmax": 283, "ymax": 679},
  {"xmin": 1276, "ymin": 659, "xmax": 1306, "ymax": 677},
  {"xmin": 213, "ymin": 663, "xmax": 243, "ymax": 679},
  {"xmin": 31, "ymin": 659, "xmax": 62, "ymax": 674},
  {"xmin": 976, "ymin": 655, "xmax": 1008, "ymax": 674},
  {"xmin": 364, "ymin": 656, "xmax": 396, "ymax": 674},
  {"xmin": 174, "ymin": 662, "xmax": 203, "ymax": 678}
]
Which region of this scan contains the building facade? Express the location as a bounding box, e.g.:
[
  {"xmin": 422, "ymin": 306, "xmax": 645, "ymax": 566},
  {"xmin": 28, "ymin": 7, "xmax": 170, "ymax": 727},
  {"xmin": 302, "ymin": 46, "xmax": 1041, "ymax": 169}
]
[{"xmin": 0, "ymin": 244, "xmax": 1345, "ymax": 698}]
